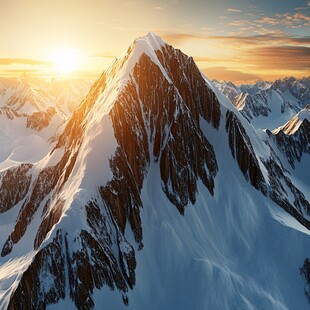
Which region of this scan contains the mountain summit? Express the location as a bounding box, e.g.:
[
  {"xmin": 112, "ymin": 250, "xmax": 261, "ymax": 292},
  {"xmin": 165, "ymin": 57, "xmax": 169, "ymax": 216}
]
[{"xmin": 0, "ymin": 33, "xmax": 309, "ymax": 309}]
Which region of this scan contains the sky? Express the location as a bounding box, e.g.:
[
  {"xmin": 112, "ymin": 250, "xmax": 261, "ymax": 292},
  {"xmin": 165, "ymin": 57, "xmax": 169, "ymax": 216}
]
[{"xmin": 0, "ymin": 0, "xmax": 309, "ymax": 84}]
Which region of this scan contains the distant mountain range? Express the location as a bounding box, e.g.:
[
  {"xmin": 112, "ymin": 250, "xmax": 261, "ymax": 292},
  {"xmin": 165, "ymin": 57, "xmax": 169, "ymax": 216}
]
[
  {"xmin": 213, "ymin": 77, "xmax": 310, "ymax": 130},
  {"xmin": 0, "ymin": 75, "xmax": 91, "ymax": 171},
  {"xmin": 0, "ymin": 33, "xmax": 309, "ymax": 309}
]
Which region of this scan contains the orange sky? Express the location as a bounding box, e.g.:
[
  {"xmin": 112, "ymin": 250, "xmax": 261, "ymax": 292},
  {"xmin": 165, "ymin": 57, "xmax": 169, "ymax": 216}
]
[{"xmin": 0, "ymin": 0, "xmax": 309, "ymax": 84}]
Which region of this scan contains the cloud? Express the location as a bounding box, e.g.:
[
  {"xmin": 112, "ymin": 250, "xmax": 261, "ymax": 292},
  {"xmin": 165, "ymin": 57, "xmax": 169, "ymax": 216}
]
[
  {"xmin": 256, "ymin": 16, "xmax": 279, "ymax": 25},
  {"xmin": 294, "ymin": 6, "xmax": 307, "ymax": 11},
  {"xmin": 201, "ymin": 67, "xmax": 261, "ymax": 84},
  {"xmin": 228, "ymin": 20, "xmax": 249, "ymax": 27},
  {"xmin": 223, "ymin": 11, "xmax": 310, "ymax": 33},
  {"xmin": 193, "ymin": 56, "xmax": 232, "ymax": 63},
  {"xmin": 154, "ymin": 6, "xmax": 163, "ymax": 10},
  {"xmin": 159, "ymin": 31, "xmax": 310, "ymax": 47},
  {"xmin": 226, "ymin": 8, "xmax": 242, "ymax": 13},
  {"xmin": 242, "ymin": 46, "xmax": 310, "ymax": 70},
  {"xmin": 1, "ymin": 68, "xmax": 39, "ymax": 73},
  {"xmin": 255, "ymin": 12, "xmax": 310, "ymax": 27},
  {"xmin": 159, "ymin": 32, "xmax": 205, "ymax": 45},
  {"xmin": 158, "ymin": 31, "xmax": 310, "ymax": 83},
  {"xmin": 92, "ymin": 53, "xmax": 116, "ymax": 59},
  {"xmin": 0, "ymin": 58, "xmax": 51, "ymax": 66}
]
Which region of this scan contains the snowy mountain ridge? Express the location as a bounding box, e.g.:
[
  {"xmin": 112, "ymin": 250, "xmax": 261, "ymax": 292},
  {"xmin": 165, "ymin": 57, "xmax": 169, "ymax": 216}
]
[
  {"xmin": 213, "ymin": 77, "xmax": 310, "ymax": 130},
  {"xmin": 0, "ymin": 32, "xmax": 309, "ymax": 309}
]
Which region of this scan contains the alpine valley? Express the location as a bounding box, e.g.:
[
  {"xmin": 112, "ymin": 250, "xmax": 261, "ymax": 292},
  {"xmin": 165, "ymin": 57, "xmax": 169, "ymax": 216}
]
[{"xmin": 0, "ymin": 33, "xmax": 309, "ymax": 310}]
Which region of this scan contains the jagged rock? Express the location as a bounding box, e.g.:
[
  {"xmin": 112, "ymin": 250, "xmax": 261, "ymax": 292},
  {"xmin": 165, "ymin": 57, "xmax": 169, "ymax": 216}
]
[
  {"xmin": 26, "ymin": 107, "xmax": 56, "ymax": 131},
  {"xmin": 300, "ymin": 258, "xmax": 310, "ymax": 303},
  {"xmin": 225, "ymin": 110, "xmax": 265, "ymax": 191},
  {"xmin": 0, "ymin": 164, "xmax": 32, "ymax": 213}
]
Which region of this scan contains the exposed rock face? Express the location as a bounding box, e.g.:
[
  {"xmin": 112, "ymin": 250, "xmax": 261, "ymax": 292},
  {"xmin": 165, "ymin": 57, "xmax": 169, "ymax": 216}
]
[
  {"xmin": 239, "ymin": 81, "xmax": 271, "ymax": 95},
  {"xmin": 6, "ymin": 84, "xmax": 46, "ymax": 112},
  {"xmin": 271, "ymin": 76, "xmax": 310, "ymax": 108},
  {"xmin": 225, "ymin": 110, "xmax": 310, "ymax": 229},
  {"xmin": 234, "ymin": 92, "xmax": 269, "ymax": 117},
  {"xmin": 8, "ymin": 75, "xmax": 110, "ymax": 255},
  {"xmin": 234, "ymin": 89, "xmax": 298, "ymax": 123},
  {"xmin": 269, "ymin": 107, "xmax": 310, "ymax": 168},
  {"xmin": 212, "ymin": 80, "xmax": 241, "ymax": 104},
  {"xmin": 1, "ymin": 150, "xmax": 74, "ymax": 256},
  {"xmin": 225, "ymin": 110, "xmax": 265, "ymax": 191},
  {"xmin": 214, "ymin": 77, "xmax": 310, "ymax": 131},
  {"xmin": 0, "ymin": 107, "xmax": 24, "ymax": 119},
  {"xmin": 55, "ymin": 72, "xmax": 107, "ymax": 150},
  {"xmin": 262, "ymin": 157, "xmax": 310, "ymax": 229},
  {"xmin": 300, "ymin": 258, "xmax": 310, "ymax": 303},
  {"xmin": 26, "ymin": 107, "xmax": 57, "ymax": 131},
  {"xmin": 8, "ymin": 231, "xmax": 66, "ymax": 310},
  {"xmin": 271, "ymin": 120, "xmax": 310, "ymax": 168},
  {"xmin": 157, "ymin": 45, "xmax": 221, "ymax": 129},
  {"xmin": 0, "ymin": 164, "xmax": 32, "ymax": 213},
  {"xmin": 156, "ymin": 46, "xmax": 220, "ymax": 211}
]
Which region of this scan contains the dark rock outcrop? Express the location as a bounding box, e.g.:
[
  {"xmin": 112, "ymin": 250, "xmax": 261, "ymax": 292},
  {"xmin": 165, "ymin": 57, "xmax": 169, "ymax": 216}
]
[
  {"xmin": 0, "ymin": 164, "xmax": 32, "ymax": 213},
  {"xmin": 270, "ymin": 118, "xmax": 310, "ymax": 168},
  {"xmin": 300, "ymin": 258, "xmax": 310, "ymax": 303},
  {"xmin": 225, "ymin": 110, "xmax": 266, "ymax": 191},
  {"xmin": 26, "ymin": 107, "xmax": 57, "ymax": 131}
]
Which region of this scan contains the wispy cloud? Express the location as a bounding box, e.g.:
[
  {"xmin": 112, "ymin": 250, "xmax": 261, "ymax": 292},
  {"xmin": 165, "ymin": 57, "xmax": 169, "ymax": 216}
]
[
  {"xmin": 159, "ymin": 32, "xmax": 204, "ymax": 45},
  {"xmin": 222, "ymin": 10, "xmax": 310, "ymax": 35},
  {"xmin": 294, "ymin": 6, "xmax": 307, "ymax": 11},
  {"xmin": 241, "ymin": 46, "xmax": 310, "ymax": 70},
  {"xmin": 255, "ymin": 12, "xmax": 310, "ymax": 27},
  {"xmin": 226, "ymin": 8, "xmax": 242, "ymax": 13},
  {"xmin": 154, "ymin": 6, "xmax": 163, "ymax": 10},
  {"xmin": 201, "ymin": 67, "xmax": 261, "ymax": 84},
  {"xmin": 159, "ymin": 31, "xmax": 310, "ymax": 46},
  {"xmin": 0, "ymin": 58, "xmax": 51, "ymax": 66},
  {"xmin": 92, "ymin": 53, "xmax": 116, "ymax": 59},
  {"xmin": 158, "ymin": 30, "xmax": 310, "ymax": 83}
]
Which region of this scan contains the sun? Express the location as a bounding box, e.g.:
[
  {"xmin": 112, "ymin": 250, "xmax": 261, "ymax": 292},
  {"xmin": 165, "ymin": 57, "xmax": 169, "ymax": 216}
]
[{"xmin": 52, "ymin": 49, "xmax": 80, "ymax": 75}]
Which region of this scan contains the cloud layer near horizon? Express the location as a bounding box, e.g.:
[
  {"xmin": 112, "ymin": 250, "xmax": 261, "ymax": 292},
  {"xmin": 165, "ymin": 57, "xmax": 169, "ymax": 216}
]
[{"xmin": 159, "ymin": 31, "xmax": 310, "ymax": 83}]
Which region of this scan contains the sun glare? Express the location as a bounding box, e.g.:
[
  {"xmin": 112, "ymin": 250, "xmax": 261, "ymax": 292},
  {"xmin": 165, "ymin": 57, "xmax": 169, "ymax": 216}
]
[{"xmin": 52, "ymin": 49, "xmax": 80, "ymax": 75}]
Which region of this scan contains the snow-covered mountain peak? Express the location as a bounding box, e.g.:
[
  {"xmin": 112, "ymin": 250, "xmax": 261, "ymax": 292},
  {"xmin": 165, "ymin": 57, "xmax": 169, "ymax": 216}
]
[
  {"xmin": 94, "ymin": 32, "xmax": 172, "ymax": 115},
  {"xmin": 144, "ymin": 31, "xmax": 166, "ymax": 49},
  {"xmin": 273, "ymin": 104, "xmax": 310, "ymax": 135},
  {"xmin": 297, "ymin": 104, "xmax": 310, "ymax": 121},
  {"xmin": 119, "ymin": 32, "xmax": 168, "ymax": 77},
  {"xmin": 1, "ymin": 34, "xmax": 310, "ymax": 310}
]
